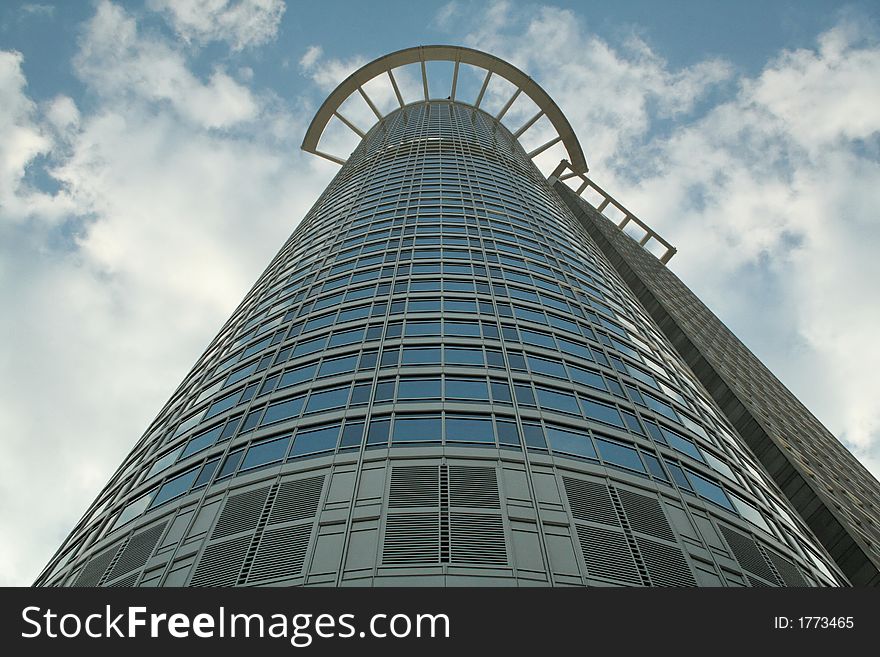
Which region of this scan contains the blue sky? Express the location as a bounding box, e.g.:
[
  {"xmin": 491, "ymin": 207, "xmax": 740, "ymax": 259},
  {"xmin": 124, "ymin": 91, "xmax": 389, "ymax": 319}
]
[{"xmin": 1, "ymin": 0, "xmax": 879, "ymax": 586}]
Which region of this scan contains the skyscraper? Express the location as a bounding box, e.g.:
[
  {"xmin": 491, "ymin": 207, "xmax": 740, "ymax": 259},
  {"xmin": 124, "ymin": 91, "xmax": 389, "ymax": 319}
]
[{"xmin": 35, "ymin": 46, "xmax": 875, "ymax": 588}]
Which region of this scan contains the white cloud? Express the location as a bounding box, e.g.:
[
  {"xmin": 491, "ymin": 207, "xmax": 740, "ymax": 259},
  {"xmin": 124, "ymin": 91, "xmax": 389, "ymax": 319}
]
[
  {"xmin": 439, "ymin": 2, "xmax": 880, "ymax": 477},
  {"xmin": 0, "ymin": 1, "xmax": 332, "ymax": 585},
  {"xmin": 0, "ymin": 50, "xmax": 74, "ymax": 222},
  {"xmin": 76, "ymin": 1, "xmax": 258, "ymax": 130},
  {"xmin": 148, "ymin": 0, "xmax": 286, "ymax": 51}
]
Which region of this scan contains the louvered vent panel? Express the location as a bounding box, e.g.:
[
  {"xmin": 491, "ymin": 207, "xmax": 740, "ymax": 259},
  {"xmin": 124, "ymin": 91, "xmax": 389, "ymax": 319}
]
[
  {"xmin": 269, "ymin": 476, "xmax": 324, "ymax": 524},
  {"xmin": 747, "ymin": 575, "xmax": 772, "ymax": 588},
  {"xmin": 189, "ymin": 535, "xmax": 251, "ymax": 587},
  {"xmin": 616, "ymin": 489, "xmax": 676, "ymax": 542},
  {"xmin": 211, "ymin": 486, "xmax": 271, "ymax": 539},
  {"xmin": 389, "ymin": 466, "xmax": 439, "ymax": 508},
  {"xmin": 449, "ymin": 466, "xmax": 500, "ymax": 509},
  {"xmin": 107, "ymin": 522, "xmax": 166, "ymax": 580},
  {"xmin": 563, "ymin": 477, "xmax": 619, "ymax": 526},
  {"xmin": 108, "ymin": 573, "xmax": 139, "ymax": 587},
  {"xmin": 247, "ymin": 524, "xmax": 312, "ymax": 583},
  {"xmin": 719, "ymin": 526, "xmax": 779, "ymax": 584},
  {"xmin": 382, "ymin": 513, "xmax": 439, "ymax": 564},
  {"xmin": 72, "ymin": 544, "xmax": 121, "ymax": 587},
  {"xmin": 575, "ymin": 524, "xmax": 642, "ymax": 584},
  {"xmin": 450, "ymin": 514, "xmax": 507, "ymax": 565},
  {"xmin": 636, "ymin": 536, "xmax": 696, "ymax": 586},
  {"xmin": 767, "ymin": 551, "xmax": 808, "ymax": 587}
]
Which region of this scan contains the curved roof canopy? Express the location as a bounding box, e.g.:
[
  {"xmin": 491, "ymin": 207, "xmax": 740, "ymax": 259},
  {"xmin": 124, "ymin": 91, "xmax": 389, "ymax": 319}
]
[{"xmin": 301, "ymin": 45, "xmax": 588, "ymax": 173}]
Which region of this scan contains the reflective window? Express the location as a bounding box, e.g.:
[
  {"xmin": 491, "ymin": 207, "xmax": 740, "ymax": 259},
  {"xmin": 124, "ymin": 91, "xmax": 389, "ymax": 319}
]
[
  {"xmin": 688, "ymin": 470, "xmax": 734, "ymax": 511},
  {"xmin": 445, "ymin": 347, "xmax": 484, "ymax": 365},
  {"xmin": 446, "ymin": 416, "xmax": 495, "ymax": 443},
  {"xmin": 547, "ymin": 426, "xmax": 596, "ymax": 459},
  {"xmin": 446, "ymin": 378, "xmax": 490, "ymax": 401},
  {"xmin": 392, "ymin": 416, "xmax": 442, "ymax": 442},
  {"xmin": 291, "ymin": 424, "xmax": 339, "ymax": 457},
  {"xmin": 318, "ymin": 355, "xmax": 358, "ymax": 377},
  {"xmin": 536, "ymin": 387, "xmax": 580, "ymax": 414},
  {"xmin": 241, "ymin": 436, "xmax": 290, "ymax": 470},
  {"xmin": 596, "ymin": 438, "xmax": 645, "ymax": 472},
  {"xmin": 496, "ymin": 420, "xmax": 521, "ymax": 445},
  {"xmin": 180, "ymin": 425, "xmax": 222, "ymax": 459},
  {"xmin": 402, "ymin": 347, "xmax": 442, "ymax": 365},
  {"xmin": 305, "ymin": 386, "xmax": 350, "ymax": 413},
  {"xmin": 398, "ymin": 378, "xmax": 442, "ymax": 399},
  {"xmin": 580, "ymin": 398, "xmax": 624, "ymax": 428},
  {"xmin": 261, "ymin": 396, "xmax": 304, "ymax": 426},
  {"xmin": 150, "ymin": 468, "xmax": 200, "ymax": 508}
]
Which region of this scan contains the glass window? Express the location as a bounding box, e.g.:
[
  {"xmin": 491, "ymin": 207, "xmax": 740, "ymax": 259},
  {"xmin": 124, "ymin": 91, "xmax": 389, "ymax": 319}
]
[
  {"xmin": 305, "ymin": 386, "xmax": 350, "ymax": 413},
  {"xmin": 445, "ymin": 300, "xmax": 477, "ymax": 313},
  {"xmin": 290, "ymin": 424, "xmax": 339, "ymax": 457},
  {"xmin": 522, "ymin": 423, "xmax": 546, "ymax": 448},
  {"xmin": 446, "ymin": 416, "xmax": 495, "ymax": 443},
  {"xmin": 730, "ymin": 493, "xmax": 772, "ymax": 532},
  {"xmin": 536, "ymin": 387, "xmax": 580, "ymax": 414},
  {"xmin": 514, "ymin": 384, "xmax": 535, "ymax": 405},
  {"xmin": 366, "ymin": 417, "xmax": 391, "ymax": 446},
  {"xmin": 261, "ymin": 396, "xmax": 304, "ymax": 426},
  {"xmin": 547, "ymin": 426, "xmax": 596, "ymax": 459},
  {"xmin": 329, "ymin": 328, "xmax": 365, "ymax": 347},
  {"xmin": 402, "ymin": 347, "xmax": 441, "ymax": 365},
  {"xmin": 398, "ymin": 378, "xmax": 442, "ymax": 399},
  {"xmin": 279, "ymin": 364, "xmax": 316, "ymax": 389},
  {"xmin": 193, "ymin": 457, "xmax": 220, "ymax": 488},
  {"xmin": 339, "ymin": 422, "xmax": 364, "ymax": 448},
  {"xmin": 580, "ymin": 398, "xmax": 625, "ymax": 428},
  {"xmin": 409, "ymin": 299, "xmax": 441, "ymax": 312},
  {"xmin": 204, "ymin": 390, "xmax": 240, "ymax": 420},
  {"xmin": 569, "ymin": 366, "xmax": 606, "ymax": 391},
  {"xmin": 661, "ymin": 428, "xmax": 704, "ymax": 462},
  {"xmin": 146, "ymin": 446, "xmax": 184, "ymax": 479},
  {"xmin": 350, "ymin": 383, "xmax": 372, "ymax": 405},
  {"xmin": 150, "ymin": 468, "xmax": 199, "ymax": 508},
  {"xmin": 596, "ymin": 438, "xmax": 645, "ymax": 472},
  {"xmin": 374, "ymin": 379, "xmax": 396, "ymax": 403},
  {"xmin": 496, "ymin": 420, "xmax": 521, "ymax": 446},
  {"xmin": 528, "ymin": 356, "xmax": 567, "ymax": 378},
  {"xmin": 292, "ymin": 336, "xmax": 327, "ymax": 358},
  {"xmin": 490, "ymin": 380, "xmax": 512, "ymax": 403},
  {"xmin": 643, "ymin": 454, "xmax": 670, "ymax": 482},
  {"xmin": 392, "ymin": 416, "xmax": 442, "ymax": 442},
  {"xmin": 318, "ymin": 355, "xmax": 358, "ymax": 377},
  {"xmin": 180, "ymin": 425, "xmax": 223, "ymax": 459},
  {"xmin": 621, "ymin": 411, "xmax": 645, "ymax": 436},
  {"xmin": 114, "ymin": 490, "xmax": 156, "ymax": 528},
  {"xmin": 444, "ymin": 347, "xmax": 484, "ymax": 366},
  {"xmin": 666, "ymin": 463, "xmax": 692, "ymax": 491},
  {"xmin": 520, "ymin": 329, "xmax": 555, "ymax": 348},
  {"xmin": 225, "ymin": 361, "xmax": 258, "ymax": 387},
  {"xmin": 688, "ymin": 470, "xmax": 734, "ymax": 511},
  {"xmin": 446, "ymin": 378, "xmax": 490, "ymax": 401},
  {"xmin": 241, "ymin": 436, "xmax": 290, "ymax": 470},
  {"xmin": 405, "ymin": 321, "xmax": 441, "ymax": 337},
  {"xmin": 444, "ymin": 321, "xmax": 481, "ymax": 337},
  {"xmin": 644, "ymin": 392, "xmax": 679, "ymax": 421}
]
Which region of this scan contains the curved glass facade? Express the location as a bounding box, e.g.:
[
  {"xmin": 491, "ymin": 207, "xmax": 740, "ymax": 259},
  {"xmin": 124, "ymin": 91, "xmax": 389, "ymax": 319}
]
[{"xmin": 37, "ymin": 101, "xmax": 844, "ymax": 587}]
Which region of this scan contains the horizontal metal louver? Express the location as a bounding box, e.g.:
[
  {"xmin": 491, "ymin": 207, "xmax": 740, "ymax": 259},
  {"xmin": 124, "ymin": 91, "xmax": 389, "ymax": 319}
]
[
  {"xmin": 247, "ymin": 524, "xmax": 312, "ymax": 583},
  {"xmin": 107, "ymin": 522, "xmax": 166, "ymax": 581},
  {"xmin": 450, "ymin": 513, "xmax": 507, "ymax": 565},
  {"xmin": 616, "ymin": 489, "xmax": 676, "ymax": 542},
  {"xmin": 382, "ymin": 512, "xmax": 439, "ymax": 564},
  {"xmin": 719, "ymin": 526, "xmax": 779, "ymax": 584},
  {"xmin": 747, "ymin": 575, "xmax": 772, "ymax": 587},
  {"xmin": 575, "ymin": 524, "xmax": 642, "ymax": 585},
  {"xmin": 449, "ymin": 466, "xmax": 500, "ymax": 509},
  {"xmin": 72, "ymin": 543, "xmax": 121, "ymax": 587},
  {"xmin": 108, "ymin": 572, "xmax": 139, "ymax": 587},
  {"xmin": 389, "ymin": 465, "xmax": 439, "ymax": 508},
  {"xmin": 189, "ymin": 535, "xmax": 251, "ymax": 587},
  {"xmin": 636, "ymin": 536, "xmax": 696, "ymax": 586},
  {"xmin": 269, "ymin": 476, "xmax": 324, "ymax": 524},
  {"xmin": 211, "ymin": 486, "xmax": 271, "ymax": 540},
  {"xmin": 767, "ymin": 551, "xmax": 808, "ymax": 587},
  {"xmin": 563, "ymin": 477, "xmax": 619, "ymax": 526}
]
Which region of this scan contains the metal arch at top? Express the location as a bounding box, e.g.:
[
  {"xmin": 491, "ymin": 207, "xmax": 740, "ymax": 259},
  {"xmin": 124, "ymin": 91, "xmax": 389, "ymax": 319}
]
[{"xmin": 301, "ymin": 44, "xmax": 589, "ymax": 174}]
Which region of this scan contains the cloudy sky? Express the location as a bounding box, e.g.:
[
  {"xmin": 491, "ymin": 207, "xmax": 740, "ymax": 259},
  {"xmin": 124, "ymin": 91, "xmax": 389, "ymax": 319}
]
[{"xmin": 1, "ymin": 0, "xmax": 878, "ymax": 586}]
